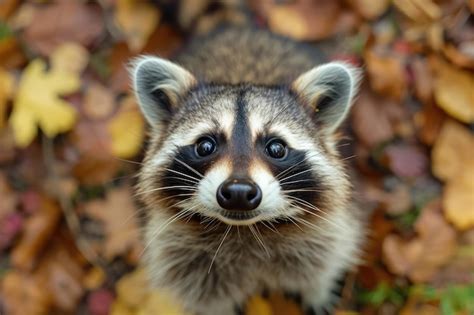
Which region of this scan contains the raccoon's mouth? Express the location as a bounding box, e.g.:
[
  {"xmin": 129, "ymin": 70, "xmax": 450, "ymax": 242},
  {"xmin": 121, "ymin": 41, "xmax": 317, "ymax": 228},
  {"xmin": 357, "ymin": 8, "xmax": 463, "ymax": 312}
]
[{"xmin": 216, "ymin": 209, "xmax": 262, "ymax": 225}]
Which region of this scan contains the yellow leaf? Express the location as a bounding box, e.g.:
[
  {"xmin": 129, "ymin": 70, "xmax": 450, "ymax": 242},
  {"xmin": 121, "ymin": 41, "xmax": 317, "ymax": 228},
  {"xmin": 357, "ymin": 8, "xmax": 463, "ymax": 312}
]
[
  {"xmin": 9, "ymin": 43, "xmax": 88, "ymax": 147},
  {"xmin": 139, "ymin": 291, "xmax": 187, "ymax": 315},
  {"xmin": 108, "ymin": 96, "xmax": 144, "ymax": 159},
  {"xmin": 246, "ymin": 296, "xmax": 273, "ymax": 315},
  {"xmin": 115, "ymin": 0, "xmax": 161, "ymax": 52},
  {"xmin": 432, "ymin": 120, "xmax": 474, "ymax": 181},
  {"xmin": 0, "ymin": 68, "xmax": 14, "ymax": 129},
  {"xmin": 115, "ymin": 268, "xmax": 149, "ymax": 309},
  {"xmin": 431, "ymin": 57, "xmax": 474, "ymax": 123},
  {"xmin": 443, "ymin": 162, "xmax": 474, "ymax": 230}
]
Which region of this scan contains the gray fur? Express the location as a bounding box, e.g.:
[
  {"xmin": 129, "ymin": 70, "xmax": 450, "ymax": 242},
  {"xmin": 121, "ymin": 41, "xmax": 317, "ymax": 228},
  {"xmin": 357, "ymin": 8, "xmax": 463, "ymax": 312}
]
[{"xmin": 132, "ymin": 27, "xmax": 365, "ymax": 315}]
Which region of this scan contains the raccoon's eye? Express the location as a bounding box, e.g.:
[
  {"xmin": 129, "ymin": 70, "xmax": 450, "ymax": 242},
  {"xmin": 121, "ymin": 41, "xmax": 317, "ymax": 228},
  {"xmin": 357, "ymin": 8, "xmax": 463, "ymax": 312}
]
[
  {"xmin": 265, "ymin": 139, "xmax": 287, "ymax": 159},
  {"xmin": 195, "ymin": 136, "xmax": 216, "ymax": 157}
]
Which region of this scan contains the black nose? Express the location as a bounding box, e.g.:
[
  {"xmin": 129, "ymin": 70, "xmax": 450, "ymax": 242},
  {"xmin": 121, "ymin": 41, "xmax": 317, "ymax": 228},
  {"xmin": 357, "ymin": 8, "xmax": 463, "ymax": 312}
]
[{"xmin": 216, "ymin": 177, "xmax": 262, "ymax": 211}]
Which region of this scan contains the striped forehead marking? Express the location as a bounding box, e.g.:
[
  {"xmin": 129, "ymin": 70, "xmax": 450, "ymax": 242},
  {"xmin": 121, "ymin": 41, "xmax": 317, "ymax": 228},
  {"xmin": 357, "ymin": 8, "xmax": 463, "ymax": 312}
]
[{"xmin": 230, "ymin": 89, "xmax": 252, "ymax": 173}]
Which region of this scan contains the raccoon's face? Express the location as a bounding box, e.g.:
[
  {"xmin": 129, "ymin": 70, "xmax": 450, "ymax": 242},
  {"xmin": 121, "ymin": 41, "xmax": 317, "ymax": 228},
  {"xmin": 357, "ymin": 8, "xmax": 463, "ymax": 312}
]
[{"xmin": 132, "ymin": 57, "xmax": 360, "ymax": 226}]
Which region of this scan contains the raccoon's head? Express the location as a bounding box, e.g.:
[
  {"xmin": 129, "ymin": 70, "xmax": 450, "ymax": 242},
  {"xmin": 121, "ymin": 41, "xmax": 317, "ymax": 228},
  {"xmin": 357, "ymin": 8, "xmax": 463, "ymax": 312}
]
[{"xmin": 132, "ymin": 57, "xmax": 360, "ymax": 227}]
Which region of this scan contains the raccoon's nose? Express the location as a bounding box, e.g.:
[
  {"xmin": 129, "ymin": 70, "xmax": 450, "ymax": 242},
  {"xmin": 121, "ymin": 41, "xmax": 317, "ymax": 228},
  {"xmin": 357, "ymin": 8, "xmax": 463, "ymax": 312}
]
[{"xmin": 217, "ymin": 177, "xmax": 262, "ymax": 211}]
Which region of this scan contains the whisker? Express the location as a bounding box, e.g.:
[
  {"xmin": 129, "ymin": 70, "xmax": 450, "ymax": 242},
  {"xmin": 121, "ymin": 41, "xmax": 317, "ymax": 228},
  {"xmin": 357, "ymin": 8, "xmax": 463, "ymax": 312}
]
[
  {"xmin": 114, "ymin": 157, "xmax": 144, "ymax": 165},
  {"xmin": 174, "ymin": 157, "xmax": 204, "ymax": 179},
  {"xmin": 279, "ymin": 168, "xmax": 314, "ymax": 183},
  {"xmin": 161, "ymin": 176, "xmax": 200, "ymax": 185},
  {"xmin": 283, "ymin": 189, "xmax": 324, "ymax": 193},
  {"xmin": 135, "ymin": 185, "xmax": 197, "ymax": 196},
  {"xmin": 249, "ymin": 225, "xmax": 270, "ymax": 258},
  {"xmin": 161, "ymin": 168, "xmax": 201, "ymax": 184},
  {"xmin": 275, "ymin": 153, "xmax": 316, "ymax": 180},
  {"xmin": 287, "ymin": 198, "xmax": 347, "ymax": 232},
  {"xmin": 279, "ymin": 178, "xmax": 319, "ymax": 186},
  {"xmin": 208, "ymin": 225, "xmax": 232, "ymax": 274}
]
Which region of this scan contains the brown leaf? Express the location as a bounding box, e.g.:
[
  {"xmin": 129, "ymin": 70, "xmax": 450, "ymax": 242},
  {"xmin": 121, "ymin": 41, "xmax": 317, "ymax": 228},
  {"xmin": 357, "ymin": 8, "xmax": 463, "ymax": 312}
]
[
  {"xmin": 382, "ymin": 200, "xmax": 457, "ymax": 282},
  {"xmin": 364, "ymin": 48, "xmax": 407, "ymax": 101},
  {"xmin": 351, "ymin": 87, "xmax": 395, "ymax": 147},
  {"xmin": 411, "ymin": 57, "xmax": 434, "ymax": 105},
  {"xmin": 430, "ymin": 57, "xmax": 474, "ymax": 123},
  {"xmin": 384, "ymin": 144, "xmax": 428, "ymax": 178},
  {"xmin": 0, "ymin": 171, "xmax": 17, "ymax": 220},
  {"xmin": 267, "ymin": 0, "xmax": 357, "ymax": 41},
  {"xmin": 443, "ymin": 161, "xmax": 474, "ymax": 230},
  {"xmin": 11, "ymin": 195, "xmax": 61, "ymax": 271},
  {"xmin": 346, "ymin": 0, "xmax": 390, "ymax": 20},
  {"xmin": 414, "ymin": 102, "xmax": 446, "ymax": 146},
  {"xmin": 21, "ymin": 1, "xmax": 104, "ymax": 55},
  {"xmin": 114, "ymin": 0, "xmax": 161, "ymax": 52},
  {"xmin": 1, "ymin": 270, "xmax": 52, "ymax": 315},
  {"xmin": 268, "ymin": 293, "xmax": 303, "ymax": 315},
  {"xmin": 83, "ymin": 83, "xmax": 116, "ymax": 120},
  {"xmin": 83, "ymin": 186, "xmax": 142, "ymax": 260},
  {"xmin": 432, "ymin": 120, "xmax": 474, "ymax": 182}
]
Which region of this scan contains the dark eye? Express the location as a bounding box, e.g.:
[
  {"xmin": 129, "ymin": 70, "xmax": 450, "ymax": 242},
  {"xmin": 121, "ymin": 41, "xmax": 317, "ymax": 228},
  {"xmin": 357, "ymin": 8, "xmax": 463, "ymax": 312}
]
[
  {"xmin": 265, "ymin": 139, "xmax": 287, "ymax": 159},
  {"xmin": 195, "ymin": 137, "xmax": 216, "ymax": 157}
]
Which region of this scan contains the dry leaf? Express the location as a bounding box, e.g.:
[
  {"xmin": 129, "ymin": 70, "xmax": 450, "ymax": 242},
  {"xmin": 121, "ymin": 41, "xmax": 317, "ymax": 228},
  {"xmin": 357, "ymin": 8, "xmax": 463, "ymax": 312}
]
[
  {"xmin": 365, "ymin": 48, "xmax": 407, "ymax": 101},
  {"xmin": 246, "ymin": 296, "xmax": 272, "ymax": 315},
  {"xmin": 351, "ymin": 87, "xmax": 395, "ymax": 147},
  {"xmin": 11, "ymin": 195, "xmax": 61, "ymax": 271},
  {"xmin": 432, "ymin": 120, "xmax": 474, "ymax": 182},
  {"xmin": 267, "ymin": 0, "xmax": 356, "ymax": 41},
  {"xmin": 383, "ymin": 200, "xmax": 457, "ymax": 282},
  {"xmin": 0, "ymin": 172, "xmax": 17, "ymax": 220},
  {"xmin": 431, "ymin": 57, "xmax": 474, "ymax": 123},
  {"xmin": 268, "ymin": 293, "xmax": 303, "ymax": 315},
  {"xmin": 346, "ymin": 0, "xmax": 390, "ymax": 20},
  {"xmin": 107, "ymin": 95, "xmax": 144, "ymax": 159},
  {"xmin": 21, "ymin": 1, "xmax": 104, "ymax": 55},
  {"xmin": 1, "ymin": 270, "xmax": 52, "ymax": 315},
  {"xmin": 111, "ymin": 268, "xmax": 188, "ymax": 315},
  {"xmin": 0, "ymin": 68, "xmax": 14, "ymax": 129},
  {"xmin": 83, "ymin": 83, "xmax": 116, "ymax": 120},
  {"xmin": 384, "ymin": 144, "xmax": 428, "ymax": 178},
  {"xmin": 83, "ymin": 186, "xmax": 142, "ymax": 260},
  {"xmin": 9, "ymin": 43, "xmax": 88, "ymax": 147},
  {"xmin": 443, "ymin": 161, "xmax": 474, "ymax": 230},
  {"xmin": 114, "ymin": 0, "xmax": 161, "ymax": 52}
]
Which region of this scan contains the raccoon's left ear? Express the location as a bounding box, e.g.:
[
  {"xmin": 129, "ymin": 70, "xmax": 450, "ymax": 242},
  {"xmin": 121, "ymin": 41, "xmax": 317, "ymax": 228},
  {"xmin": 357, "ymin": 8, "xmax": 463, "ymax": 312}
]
[
  {"xmin": 131, "ymin": 56, "xmax": 196, "ymax": 126},
  {"xmin": 292, "ymin": 62, "xmax": 361, "ymax": 133}
]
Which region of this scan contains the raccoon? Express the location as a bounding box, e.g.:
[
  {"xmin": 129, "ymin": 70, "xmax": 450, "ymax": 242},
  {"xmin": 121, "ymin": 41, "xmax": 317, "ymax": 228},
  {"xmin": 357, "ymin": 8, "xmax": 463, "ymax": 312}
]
[{"xmin": 132, "ymin": 28, "xmax": 365, "ymax": 315}]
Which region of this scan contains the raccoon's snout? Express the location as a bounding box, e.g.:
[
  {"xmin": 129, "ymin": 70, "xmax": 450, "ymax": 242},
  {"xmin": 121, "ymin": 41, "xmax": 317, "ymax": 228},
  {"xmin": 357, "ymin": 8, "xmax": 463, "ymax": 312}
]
[{"xmin": 216, "ymin": 177, "xmax": 262, "ymax": 211}]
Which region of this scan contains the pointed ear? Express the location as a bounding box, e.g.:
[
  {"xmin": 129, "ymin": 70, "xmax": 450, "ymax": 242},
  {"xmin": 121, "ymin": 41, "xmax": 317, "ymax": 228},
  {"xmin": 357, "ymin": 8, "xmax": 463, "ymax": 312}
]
[
  {"xmin": 292, "ymin": 62, "xmax": 361, "ymax": 134},
  {"xmin": 130, "ymin": 56, "xmax": 196, "ymax": 126}
]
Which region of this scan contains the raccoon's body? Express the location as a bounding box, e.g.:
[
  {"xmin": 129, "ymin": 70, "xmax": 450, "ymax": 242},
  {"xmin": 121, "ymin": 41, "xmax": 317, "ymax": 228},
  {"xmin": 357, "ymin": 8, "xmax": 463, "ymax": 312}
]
[{"xmin": 132, "ymin": 28, "xmax": 365, "ymax": 315}]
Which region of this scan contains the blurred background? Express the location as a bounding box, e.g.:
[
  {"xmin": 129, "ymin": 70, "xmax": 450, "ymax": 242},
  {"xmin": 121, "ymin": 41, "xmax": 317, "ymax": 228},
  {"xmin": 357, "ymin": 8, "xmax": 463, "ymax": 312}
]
[{"xmin": 0, "ymin": 0, "xmax": 473, "ymax": 314}]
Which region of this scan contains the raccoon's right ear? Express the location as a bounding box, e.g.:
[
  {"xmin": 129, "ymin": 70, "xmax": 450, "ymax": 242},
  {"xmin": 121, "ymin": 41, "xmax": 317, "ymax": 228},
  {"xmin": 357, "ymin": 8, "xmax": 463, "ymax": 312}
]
[
  {"xmin": 131, "ymin": 56, "xmax": 196, "ymax": 126},
  {"xmin": 292, "ymin": 62, "xmax": 361, "ymax": 134}
]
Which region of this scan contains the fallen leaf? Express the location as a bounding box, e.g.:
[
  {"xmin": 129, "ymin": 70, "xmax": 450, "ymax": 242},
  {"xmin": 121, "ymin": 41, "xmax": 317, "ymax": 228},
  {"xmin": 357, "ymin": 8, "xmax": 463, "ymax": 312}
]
[
  {"xmin": 383, "ymin": 200, "xmax": 457, "ymax": 282},
  {"xmin": 88, "ymin": 289, "xmax": 115, "ymax": 315},
  {"xmin": 0, "ymin": 0, "xmax": 19, "ymax": 19},
  {"xmin": 414, "ymin": 102, "xmax": 446, "ymax": 146},
  {"xmin": 431, "ymin": 57, "xmax": 474, "ymax": 123},
  {"xmin": 443, "ymin": 162, "xmax": 474, "ymax": 230},
  {"xmin": 111, "ymin": 268, "xmax": 188, "ymax": 315},
  {"xmin": 267, "ymin": 0, "xmax": 357, "ymax": 41},
  {"xmin": 107, "ymin": 95, "xmax": 144, "ymax": 159},
  {"xmin": 432, "ymin": 120, "xmax": 474, "ymax": 181},
  {"xmin": 114, "ymin": 0, "xmax": 161, "ymax": 52},
  {"xmin": 411, "ymin": 57, "xmax": 433, "ymax": 105},
  {"xmin": 351, "ymin": 87, "xmax": 395, "ymax": 148},
  {"xmin": 83, "ymin": 186, "xmax": 142, "ymax": 260},
  {"xmin": 346, "ymin": 0, "xmax": 390, "ymax": 20},
  {"xmin": 384, "ymin": 144, "xmax": 428, "ymax": 178},
  {"xmin": 11, "ymin": 195, "xmax": 61, "ymax": 271},
  {"xmin": 83, "ymin": 83, "xmax": 116, "ymax": 120},
  {"xmin": 268, "ymin": 293, "xmax": 303, "ymax": 315},
  {"xmin": 9, "ymin": 43, "xmax": 88, "ymax": 147},
  {"xmin": 0, "ymin": 172, "xmax": 17, "ymax": 220},
  {"xmin": 0, "ymin": 67, "xmax": 14, "ymax": 128},
  {"xmin": 246, "ymin": 296, "xmax": 272, "ymax": 315},
  {"xmin": 364, "ymin": 48, "xmax": 407, "ymax": 101},
  {"xmin": 1, "ymin": 270, "xmax": 52, "ymax": 315},
  {"xmin": 21, "ymin": 1, "xmax": 104, "ymax": 55}
]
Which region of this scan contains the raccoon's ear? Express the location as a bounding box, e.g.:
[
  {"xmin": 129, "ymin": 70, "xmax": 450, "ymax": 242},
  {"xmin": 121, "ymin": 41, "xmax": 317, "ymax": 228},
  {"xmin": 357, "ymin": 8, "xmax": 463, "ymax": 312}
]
[
  {"xmin": 131, "ymin": 56, "xmax": 196, "ymax": 126},
  {"xmin": 292, "ymin": 62, "xmax": 361, "ymax": 133}
]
